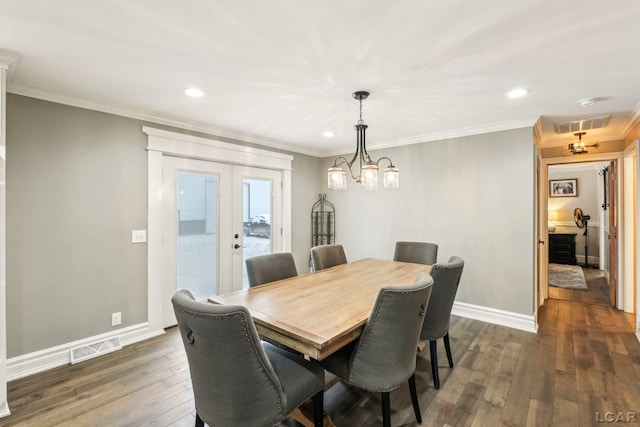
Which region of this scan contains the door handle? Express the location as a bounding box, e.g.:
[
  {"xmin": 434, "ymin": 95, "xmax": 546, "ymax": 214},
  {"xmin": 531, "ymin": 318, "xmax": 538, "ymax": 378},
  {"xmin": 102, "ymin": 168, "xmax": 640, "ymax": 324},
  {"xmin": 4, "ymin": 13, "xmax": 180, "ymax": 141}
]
[
  {"xmin": 539, "ymin": 240, "xmax": 545, "ymax": 245},
  {"xmin": 234, "ymin": 243, "xmax": 242, "ymax": 249}
]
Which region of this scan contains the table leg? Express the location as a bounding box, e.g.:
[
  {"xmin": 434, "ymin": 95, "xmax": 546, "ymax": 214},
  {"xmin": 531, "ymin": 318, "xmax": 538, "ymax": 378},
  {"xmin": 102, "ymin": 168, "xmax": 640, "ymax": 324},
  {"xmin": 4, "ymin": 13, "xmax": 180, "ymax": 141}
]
[{"xmin": 290, "ymin": 403, "xmax": 336, "ymax": 427}]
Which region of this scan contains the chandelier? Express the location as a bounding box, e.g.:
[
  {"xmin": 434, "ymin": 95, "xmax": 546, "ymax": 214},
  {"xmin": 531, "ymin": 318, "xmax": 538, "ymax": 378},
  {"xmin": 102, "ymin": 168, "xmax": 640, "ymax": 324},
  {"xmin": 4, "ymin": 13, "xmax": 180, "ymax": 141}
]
[
  {"xmin": 568, "ymin": 132, "xmax": 599, "ymax": 155},
  {"xmin": 327, "ymin": 91, "xmax": 399, "ymax": 190}
]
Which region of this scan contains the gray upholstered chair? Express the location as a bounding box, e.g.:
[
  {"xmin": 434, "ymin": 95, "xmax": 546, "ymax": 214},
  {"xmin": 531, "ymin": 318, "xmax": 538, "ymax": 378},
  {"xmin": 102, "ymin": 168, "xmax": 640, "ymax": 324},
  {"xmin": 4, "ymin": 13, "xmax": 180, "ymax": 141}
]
[
  {"xmin": 310, "ymin": 244, "xmax": 347, "ymax": 271},
  {"xmin": 420, "ymin": 256, "xmax": 464, "ymax": 389},
  {"xmin": 172, "ymin": 289, "xmax": 324, "ymax": 427},
  {"xmin": 319, "ymin": 273, "xmax": 434, "ymax": 427},
  {"xmin": 246, "ymin": 252, "xmax": 298, "ymax": 287},
  {"xmin": 393, "ymin": 241, "xmax": 438, "ymax": 265}
]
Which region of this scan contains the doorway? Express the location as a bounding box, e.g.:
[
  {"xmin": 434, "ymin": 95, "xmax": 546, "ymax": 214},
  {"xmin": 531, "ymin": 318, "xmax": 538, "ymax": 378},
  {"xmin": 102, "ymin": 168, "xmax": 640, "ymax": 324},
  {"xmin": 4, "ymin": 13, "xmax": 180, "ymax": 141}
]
[
  {"xmin": 539, "ymin": 150, "xmax": 636, "ymax": 319},
  {"xmin": 547, "ymin": 161, "xmax": 612, "ymax": 306},
  {"xmin": 233, "ymin": 166, "xmax": 283, "ymax": 289},
  {"xmin": 144, "ymin": 127, "xmax": 293, "ymax": 334},
  {"xmin": 161, "ymin": 157, "xmax": 282, "ymax": 327}
]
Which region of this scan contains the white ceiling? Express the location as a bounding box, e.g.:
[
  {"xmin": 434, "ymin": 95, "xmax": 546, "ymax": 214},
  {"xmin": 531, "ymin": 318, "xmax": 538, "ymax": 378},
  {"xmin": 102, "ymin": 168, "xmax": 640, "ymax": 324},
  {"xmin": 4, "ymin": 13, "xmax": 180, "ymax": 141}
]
[{"xmin": 1, "ymin": 0, "xmax": 640, "ymax": 157}]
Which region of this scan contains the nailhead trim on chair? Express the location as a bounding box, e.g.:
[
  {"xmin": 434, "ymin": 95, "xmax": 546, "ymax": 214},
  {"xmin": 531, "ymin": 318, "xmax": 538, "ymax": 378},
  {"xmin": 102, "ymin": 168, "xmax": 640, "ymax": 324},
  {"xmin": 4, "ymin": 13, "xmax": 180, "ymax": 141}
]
[{"xmin": 175, "ymin": 306, "xmax": 285, "ymax": 424}]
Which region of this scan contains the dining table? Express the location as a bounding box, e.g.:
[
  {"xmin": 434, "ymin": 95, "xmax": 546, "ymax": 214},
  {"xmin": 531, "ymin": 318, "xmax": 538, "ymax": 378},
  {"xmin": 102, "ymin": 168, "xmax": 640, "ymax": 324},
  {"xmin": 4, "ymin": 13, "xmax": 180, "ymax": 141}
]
[{"xmin": 209, "ymin": 257, "xmax": 432, "ymax": 361}]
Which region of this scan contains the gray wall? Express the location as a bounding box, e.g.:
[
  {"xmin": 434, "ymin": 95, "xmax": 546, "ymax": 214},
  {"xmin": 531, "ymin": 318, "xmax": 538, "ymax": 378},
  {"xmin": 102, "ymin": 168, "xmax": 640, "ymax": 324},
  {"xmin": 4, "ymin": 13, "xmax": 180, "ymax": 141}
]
[
  {"xmin": 6, "ymin": 94, "xmax": 321, "ymax": 357},
  {"xmin": 7, "ymin": 95, "xmax": 148, "ymax": 357},
  {"xmin": 289, "ymin": 154, "xmax": 323, "ymax": 272},
  {"xmin": 7, "ymin": 93, "xmax": 536, "ymax": 358},
  {"xmin": 322, "ymin": 128, "xmax": 536, "ymax": 315}
]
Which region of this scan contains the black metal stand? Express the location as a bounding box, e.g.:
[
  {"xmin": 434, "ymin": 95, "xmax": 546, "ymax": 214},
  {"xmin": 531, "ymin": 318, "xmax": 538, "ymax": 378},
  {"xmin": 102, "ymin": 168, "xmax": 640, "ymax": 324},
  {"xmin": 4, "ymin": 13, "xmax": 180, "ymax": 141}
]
[{"xmin": 582, "ymin": 220, "xmax": 590, "ymax": 268}]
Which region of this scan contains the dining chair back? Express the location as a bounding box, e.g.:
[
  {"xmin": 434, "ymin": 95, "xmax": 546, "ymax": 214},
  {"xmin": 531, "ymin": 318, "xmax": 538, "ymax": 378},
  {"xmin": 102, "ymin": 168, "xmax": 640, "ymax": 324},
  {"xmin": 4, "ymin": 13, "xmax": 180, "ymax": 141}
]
[
  {"xmin": 246, "ymin": 252, "xmax": 298, "ymax": 287},
  {"xmin": 172, "ymin": 289, "xmax": 324, "ymax": 427},
  {"xmin": 310, "ymin": 244, "xmax": 347, "ymax": 271},
  {"xmin": 419, "ymin": 255, "xmax": 464, "ymax": 389},
  {"xmin": 393, "ymin": 241, "xmax": 438, "ymax": 265},
  {"xmin": 319, "ymin": 273, "xmax": 434, "ymax": 427}
]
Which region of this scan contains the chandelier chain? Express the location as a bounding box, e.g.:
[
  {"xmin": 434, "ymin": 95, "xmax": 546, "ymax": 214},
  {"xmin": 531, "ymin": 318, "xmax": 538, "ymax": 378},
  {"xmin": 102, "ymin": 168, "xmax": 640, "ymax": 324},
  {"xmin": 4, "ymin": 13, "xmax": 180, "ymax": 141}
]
[{"xmin": 327, "ymin": 90, "xmax": 399, "ymax": 190}]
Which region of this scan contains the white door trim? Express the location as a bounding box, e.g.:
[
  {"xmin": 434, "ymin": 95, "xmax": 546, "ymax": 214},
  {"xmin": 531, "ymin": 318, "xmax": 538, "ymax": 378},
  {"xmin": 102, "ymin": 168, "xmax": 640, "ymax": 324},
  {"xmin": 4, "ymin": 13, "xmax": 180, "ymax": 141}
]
[
  {"xmin": 144, "ymin": 127, "xmax": 293, "ymax": 334},
  {"xmin": 623, "ymin": 142, "xmax": 638, "ymax": 316},
  {"xmin": 540, "ymin": 152, "xmax": 626, "ymax": 310},
  {"xmin": 0, "ymin": 51, "xmax": 17, "ymax": 420}
]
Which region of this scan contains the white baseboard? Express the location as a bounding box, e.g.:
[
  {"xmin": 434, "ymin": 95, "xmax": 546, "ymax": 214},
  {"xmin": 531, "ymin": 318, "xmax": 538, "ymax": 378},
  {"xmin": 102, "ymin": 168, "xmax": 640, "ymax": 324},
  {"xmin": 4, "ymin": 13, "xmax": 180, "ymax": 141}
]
[
  {"xmin": 7, "ymin": 322, "xmax": 165, "ymax": 381},
  {"xmin": 0, "ymin": 402, "xmax": 9, "ymax": 418},
  {"xmin": 6, "ymin": 303, "xmax": 539, "ymax": 381},
  {"xmin": 452, "ymin": 301, "xmax": 537, "ymax": 334}
]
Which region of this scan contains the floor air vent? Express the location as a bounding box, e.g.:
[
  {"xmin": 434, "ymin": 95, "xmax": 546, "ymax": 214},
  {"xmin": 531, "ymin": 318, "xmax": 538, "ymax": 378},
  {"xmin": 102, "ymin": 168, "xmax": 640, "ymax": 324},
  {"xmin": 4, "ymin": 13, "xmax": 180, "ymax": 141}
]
[{"xmin": 70, "ymin": 336, "xmax": 122, "ymax": 364}]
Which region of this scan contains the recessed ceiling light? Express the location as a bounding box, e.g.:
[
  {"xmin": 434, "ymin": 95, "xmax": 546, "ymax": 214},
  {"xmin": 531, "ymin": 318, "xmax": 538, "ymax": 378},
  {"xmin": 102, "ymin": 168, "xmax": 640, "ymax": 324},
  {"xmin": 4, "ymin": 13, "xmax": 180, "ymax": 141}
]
[
  {"xmin": 323, "ymin": 131, "xmax": 335, "ymax": 138},
  {"xmin": 185, "ymin": 87, "xmax": 204, "ymax": 98},
  {"xmin": 507, "ymin": 88, "xmax": 530, "ymax": 98},
  {"xmin": 579, "ymin": 98, "xmax": 597, "ymax": 107}
]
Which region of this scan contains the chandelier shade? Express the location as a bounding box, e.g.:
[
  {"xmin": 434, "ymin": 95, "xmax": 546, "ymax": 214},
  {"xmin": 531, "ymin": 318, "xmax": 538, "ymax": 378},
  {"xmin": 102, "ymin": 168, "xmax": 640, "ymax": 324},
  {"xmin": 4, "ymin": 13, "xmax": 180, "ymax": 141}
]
[
  {"xmin": 568, "ymin": 132, "xmax": 599, "ymax": 155},
  {"xmin": 327, "ymin": 91, "xmax": 399, "ymax": 190},
  {"xmin": 328, "ymin": 165, "xmax": 347, "ymax": 190}
]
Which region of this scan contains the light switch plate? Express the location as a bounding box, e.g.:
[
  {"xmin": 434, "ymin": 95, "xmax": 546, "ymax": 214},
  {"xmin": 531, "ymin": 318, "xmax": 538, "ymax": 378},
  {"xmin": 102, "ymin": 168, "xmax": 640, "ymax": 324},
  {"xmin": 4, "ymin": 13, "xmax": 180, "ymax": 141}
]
[{"xmin": 131, "ymin": 230, "xmax": 147, "ymax": 243}]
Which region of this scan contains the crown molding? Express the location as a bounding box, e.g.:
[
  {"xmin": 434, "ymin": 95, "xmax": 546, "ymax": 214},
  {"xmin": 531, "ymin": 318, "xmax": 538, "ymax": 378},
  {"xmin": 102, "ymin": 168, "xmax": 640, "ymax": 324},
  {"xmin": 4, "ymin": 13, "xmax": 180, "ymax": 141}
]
[
  {"xmin": 533, "ymin": 119, "xmax": 543, "ymax": 146},
  {"xmin": 6, "ymin": 82, "xmax": 543, "ymax": 159},
  {"xmin": 0, "ymin": 49, "xmax": 19, "ymax": 77},
  {"xmin": 620, "ymin": 101, "xmax": 640, "ymax": 138},
  {"xmin": 321, "ymin": 116, "xmax": 540, "ymax": 158},
  {"xmin": 539, "ymin": 106, "xmax": 640, "ymax": 149},
  {"xmin": 7, "ymin": 83, "xmax": 325, "ymax": 157}
]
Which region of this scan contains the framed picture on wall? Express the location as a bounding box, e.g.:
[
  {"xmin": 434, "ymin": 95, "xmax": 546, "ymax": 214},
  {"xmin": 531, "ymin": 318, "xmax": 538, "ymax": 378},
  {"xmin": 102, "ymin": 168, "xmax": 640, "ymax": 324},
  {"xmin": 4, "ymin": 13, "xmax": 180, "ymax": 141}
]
[{"xmin": 549, "ymin": 178, "xmax": 578, "ymax": 197}]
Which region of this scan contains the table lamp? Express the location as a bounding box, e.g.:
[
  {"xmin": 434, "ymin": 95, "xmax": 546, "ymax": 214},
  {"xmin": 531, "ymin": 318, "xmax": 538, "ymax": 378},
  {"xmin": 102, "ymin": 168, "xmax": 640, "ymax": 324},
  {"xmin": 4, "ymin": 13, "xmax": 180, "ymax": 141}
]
[{"xmin": 548, "ymin": 209, "xmax": 558, "ymax": 232}]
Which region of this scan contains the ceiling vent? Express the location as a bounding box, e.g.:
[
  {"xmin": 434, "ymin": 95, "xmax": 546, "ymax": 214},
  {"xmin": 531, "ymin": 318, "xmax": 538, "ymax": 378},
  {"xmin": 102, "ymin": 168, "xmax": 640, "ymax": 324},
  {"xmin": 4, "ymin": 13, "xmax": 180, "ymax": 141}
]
[{"xmin": 554, "ymin": 115, "xmax": 611, "ymax": 134}]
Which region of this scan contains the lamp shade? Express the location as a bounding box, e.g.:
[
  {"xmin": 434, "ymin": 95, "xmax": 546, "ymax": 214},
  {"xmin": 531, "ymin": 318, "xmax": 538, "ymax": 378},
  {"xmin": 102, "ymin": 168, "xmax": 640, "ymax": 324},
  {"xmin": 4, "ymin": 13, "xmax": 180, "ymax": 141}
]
[
  {"xmin": 383, "ymin": 166, "xmax": 399, "ymax": 188},
  {"xmin": 328, "ymin": 166, "xmax": 347, "ymax": 190},
  {"xmin": 360, "ymin": 162, "xmax": 378, "ymax": 190}
]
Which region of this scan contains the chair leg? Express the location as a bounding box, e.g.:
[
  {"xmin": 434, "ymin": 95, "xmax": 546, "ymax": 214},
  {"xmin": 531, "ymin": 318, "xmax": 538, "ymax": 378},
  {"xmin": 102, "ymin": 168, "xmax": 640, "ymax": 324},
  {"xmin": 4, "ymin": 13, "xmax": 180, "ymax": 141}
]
[
  {"xmin": 408, "ymin": 373, "xmax": 422, "ymax": 424},
  {"xmin": 429, "ymin": 340, "xmax": 440, "ymax": 389},
  {"xmin": 312, "ymin": 390, "xmax": 324, "ymax": 427},
  {"xmin": 381, "ymin": 391, "xmax": 391, "ymax": 427},
  {"xmin": 444, "ymin": 333, "xmax": 454, "ymax": 368},
  {"xmin": 195, "ymin": 413, "xmax": 204, "ymax": 427}
]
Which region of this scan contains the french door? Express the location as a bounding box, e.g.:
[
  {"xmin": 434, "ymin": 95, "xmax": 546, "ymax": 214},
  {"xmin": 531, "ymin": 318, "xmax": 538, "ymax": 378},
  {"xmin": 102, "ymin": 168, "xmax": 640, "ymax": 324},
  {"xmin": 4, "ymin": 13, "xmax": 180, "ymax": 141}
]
[
  {"xmin": 162, "ymin": 156, "xmax": 282, "ymax": 327},
  {"xmin": 232, "ymin": 166, "xmax": 283, "ymax": 287}
]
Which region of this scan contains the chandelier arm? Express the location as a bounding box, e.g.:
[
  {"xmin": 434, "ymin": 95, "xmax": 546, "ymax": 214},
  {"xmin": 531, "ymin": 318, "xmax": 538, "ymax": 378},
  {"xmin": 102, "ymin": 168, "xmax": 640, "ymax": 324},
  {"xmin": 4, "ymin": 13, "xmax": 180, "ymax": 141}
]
[
  {"xmin": 346, "ymin": 147, "xmax": 359, "ymax": 169},
  {"xmin": 376, "ymin": 156, "xmax": 395, "ymax": 167},
  {"xmin": 331, "ymin": 156, "xmax": 349, "ymax": 168},
  {"xmin": 345, "ymin": 164, "xmax": 359, "ymax": 180},
  {"xmin": 333, "ymin": 155, "xmax": 360, "ymax": 180}
]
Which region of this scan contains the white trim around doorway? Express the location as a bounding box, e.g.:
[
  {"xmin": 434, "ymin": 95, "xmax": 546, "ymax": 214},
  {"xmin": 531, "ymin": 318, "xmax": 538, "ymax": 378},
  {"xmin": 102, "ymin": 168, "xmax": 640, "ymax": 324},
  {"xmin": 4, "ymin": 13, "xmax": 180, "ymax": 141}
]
[
  {"xmin": 540, "ymin": 152, "xmax": 629, "ymax": 312},
  {"xmin": 143, "ymin": 127, "xmax": 293, "ymax": 336}
]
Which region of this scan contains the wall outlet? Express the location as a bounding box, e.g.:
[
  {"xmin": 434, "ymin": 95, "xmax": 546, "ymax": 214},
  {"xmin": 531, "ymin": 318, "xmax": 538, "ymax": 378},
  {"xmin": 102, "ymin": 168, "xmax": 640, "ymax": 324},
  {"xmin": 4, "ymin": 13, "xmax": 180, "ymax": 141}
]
[
  {"xmin": 111, "ymin": 312, "xmax": 121, "ymax": 326},
  {"xmin": 131, "ymin": 230, "xmax": 147, "ymax": 243}
]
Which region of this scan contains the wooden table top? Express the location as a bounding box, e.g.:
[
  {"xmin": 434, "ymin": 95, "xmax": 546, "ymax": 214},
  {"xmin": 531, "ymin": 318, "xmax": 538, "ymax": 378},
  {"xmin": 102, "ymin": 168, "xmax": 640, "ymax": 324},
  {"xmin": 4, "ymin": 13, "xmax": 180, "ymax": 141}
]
[{"xmin": 209, "ymin": 258, "xmax": 431, "ymax": 360}]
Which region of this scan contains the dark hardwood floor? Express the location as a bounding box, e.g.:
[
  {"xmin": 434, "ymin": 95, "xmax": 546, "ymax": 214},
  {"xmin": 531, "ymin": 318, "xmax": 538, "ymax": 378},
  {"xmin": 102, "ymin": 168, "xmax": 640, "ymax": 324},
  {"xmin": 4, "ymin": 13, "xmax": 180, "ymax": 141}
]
[
  {"xmin": 4, "ymin": 298, "xmax": 639, "ymax": 426},
  {"xmin": 548, "ymin": 266, "xmax": 611, "ymax": 306}
]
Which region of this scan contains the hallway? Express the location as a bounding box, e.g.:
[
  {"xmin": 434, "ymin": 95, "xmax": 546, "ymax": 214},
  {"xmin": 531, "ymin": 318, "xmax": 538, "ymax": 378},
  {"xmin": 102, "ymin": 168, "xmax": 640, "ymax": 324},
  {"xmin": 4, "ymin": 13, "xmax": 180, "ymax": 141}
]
[{"xmin": 549, "ymin": 266, "xmax": 611, "ymax": 306}]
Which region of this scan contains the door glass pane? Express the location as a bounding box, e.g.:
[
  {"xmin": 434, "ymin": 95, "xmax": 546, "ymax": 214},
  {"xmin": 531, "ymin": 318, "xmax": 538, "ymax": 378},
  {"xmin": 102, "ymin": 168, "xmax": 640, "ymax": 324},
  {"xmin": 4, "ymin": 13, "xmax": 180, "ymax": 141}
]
[
  {"xmin": 177, "ymin": 173, "xmax": 218, "ymax": 299},
  {"xmin": 242, "ymin": 178, "xmax": 272, "ymax": 287}
]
